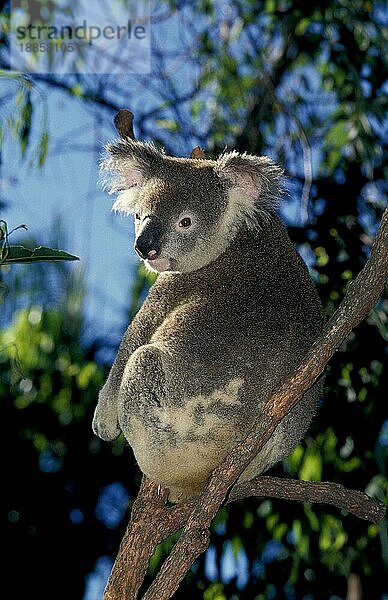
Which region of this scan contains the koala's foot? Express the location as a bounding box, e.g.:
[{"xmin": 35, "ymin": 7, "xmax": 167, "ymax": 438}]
[
  {"xmin": 167, "ymin": 485, "xmax": 202, "ymax": 505},
  {"xmin": 92, "ymin": 394, "xmax": 121, "ymax": 441}
]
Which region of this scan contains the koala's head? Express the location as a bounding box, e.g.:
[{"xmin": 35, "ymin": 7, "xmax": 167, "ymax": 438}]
[{"xmin": 101, "ymin": 139, "xmax": 283, "ymax": 273}]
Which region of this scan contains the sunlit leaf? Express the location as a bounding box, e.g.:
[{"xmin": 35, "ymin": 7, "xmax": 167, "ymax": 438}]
[
  {"xmin": 319, "ymin": 515, "xmax": 347, "ymax": 551},
  {"xmin": 299, "ymin": 447, "xmax": 322, "ymax": 481},
  {"xmin": 295, "ymin": 18, "xmax": 310, "ymax": 36},
  {"xmin": 326, "ymin": 120, "xmax": 349, "ymax": 147},
  {"xmin": 2, "ymin": 245, "xmax": 79, "ymax": 263}
]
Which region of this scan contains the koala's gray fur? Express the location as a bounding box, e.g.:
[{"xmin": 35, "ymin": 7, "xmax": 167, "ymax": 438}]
[{"xmin": 93, "ymin": 138, "xmax": 324, "ymax": 503}]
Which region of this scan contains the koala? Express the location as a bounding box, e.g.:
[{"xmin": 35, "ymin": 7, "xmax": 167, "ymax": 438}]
[{"xmin": 92, "ymin": 137, "xmax": 324, "ymax": 503}]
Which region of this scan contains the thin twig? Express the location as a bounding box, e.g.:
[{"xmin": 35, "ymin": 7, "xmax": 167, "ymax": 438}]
[{"xmin": 114, "ymin": 109, "xmax": 135, "ymax": 140}]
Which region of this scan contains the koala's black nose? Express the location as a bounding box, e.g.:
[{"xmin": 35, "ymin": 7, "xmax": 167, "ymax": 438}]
[
  {"xmin": 135, "ymin": 239, "xmax": 159, "ymax": 260},
  {"xmin": 135, "ymin": 216, "xmax": 162, "ymax": 260}
]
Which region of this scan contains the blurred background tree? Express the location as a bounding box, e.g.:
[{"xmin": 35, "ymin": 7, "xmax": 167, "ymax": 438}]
[{"xmin": 0, "ymin": 1, "xmax": 387, "ymax": 599}]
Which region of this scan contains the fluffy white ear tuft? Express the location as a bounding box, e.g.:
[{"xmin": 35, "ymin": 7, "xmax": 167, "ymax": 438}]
[
  {"xmin": 214, "ymin": 151, "xmax": 284, "ymax": 226},
  {"xmin": 111, "ymin": 189, "xmax": 140, "ymax": 215},
  {"xmin": 99, "ymin": 138, "xmax": 166, "ymax": 207}
]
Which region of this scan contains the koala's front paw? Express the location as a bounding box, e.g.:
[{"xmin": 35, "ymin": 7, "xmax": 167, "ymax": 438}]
[{"xmin": 92, "ymin": 394, "xmax": 121, "ymax": 441}]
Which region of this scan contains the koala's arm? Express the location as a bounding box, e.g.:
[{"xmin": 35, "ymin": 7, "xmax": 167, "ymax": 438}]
[{"xmin": 92, "ymin": 276, "xmax": 177, "ymax": 440}]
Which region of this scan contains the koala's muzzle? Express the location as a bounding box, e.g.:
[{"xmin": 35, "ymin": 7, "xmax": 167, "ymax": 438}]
[{"xmin": 135, "ymin": 216, "xmax": 163, "ymax": 260}]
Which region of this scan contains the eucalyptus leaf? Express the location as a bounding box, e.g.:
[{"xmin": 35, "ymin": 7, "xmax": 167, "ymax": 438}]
[{"xmin": 1, "ymin": 245, "xmax": 79, "ymax": 264}]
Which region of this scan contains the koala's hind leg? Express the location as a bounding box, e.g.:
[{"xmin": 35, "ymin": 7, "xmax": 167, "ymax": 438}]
[
  {"xmin": 117, "ymin": 344, "xmax": 167, "ymax": 436},
  {"xmin": 117, "ymin": 344, "xmax": 177, "ymax": 493}
]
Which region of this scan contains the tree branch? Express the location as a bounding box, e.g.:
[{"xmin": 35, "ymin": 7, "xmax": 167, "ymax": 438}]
[
  {"xmin": 104, "ymin": 470, "xmax": 386, "ymax": 600},
  {"xmin": 104, "ymin": 478, "xmax": 168, "ymax": 600},
  {"xmin": 228, "ymin": 476, "xmax": 386, "ymax": 523},
  {"xmin": 114, "ymin": 110, "xmax": 135, "ymax": 140}
]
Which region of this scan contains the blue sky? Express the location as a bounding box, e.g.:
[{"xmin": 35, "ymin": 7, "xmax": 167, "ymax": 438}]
[{"xmin": 2, "ymin": 85, "xmax": 138, "ymax": 340}]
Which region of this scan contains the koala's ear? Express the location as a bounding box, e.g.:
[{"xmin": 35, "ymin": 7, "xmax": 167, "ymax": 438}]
[
  {"xmin": 101, "ymin": 138, "xmax": 165, "ymax": 191},
  {"xmin": 100, "ymin": 138, "xmax": 166, "ymax": 213},
  {"xmin": 214, "ymin": 151, "xmax": 284, "ymax": 208}
]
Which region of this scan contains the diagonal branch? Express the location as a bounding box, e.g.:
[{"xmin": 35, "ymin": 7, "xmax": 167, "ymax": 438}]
[{"xmin": 104, "ymin": 471, "xmax": 385, "ymax": 600}]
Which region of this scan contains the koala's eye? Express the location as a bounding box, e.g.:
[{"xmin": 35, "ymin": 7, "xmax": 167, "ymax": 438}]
[
  {"xmin": 135, "ymin": 213, "xmax": 141, "ymax": 220},
  {"xmin": 178, "ymin": 217, "xmax": 192, "ymax": 229}
]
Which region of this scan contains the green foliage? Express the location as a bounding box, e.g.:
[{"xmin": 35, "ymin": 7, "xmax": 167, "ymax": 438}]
[
  {"xmin": 1, "ymin": 298, "xmax": 138, "ymax": 599},
  {"xmin": 1, "ymin": 244, "xmax": 79, "ymax": 263},
  {"xmin": 203, "ymin": 582, "xmax": 227, "ymax": 600},
  {"xmin": 1, "ymin": 243, "xmax": 78, "ymax": 263},
  {"xmin": 0, "ymin": 220, "xmax": 78, "ymax": 273},
  {"xmin": 0, "ymin": 71, "xmax": 49, "ymax": 168},
  {"xmin": 1, "ymin": 306, "xmax": 101, "ymax": 414}
]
